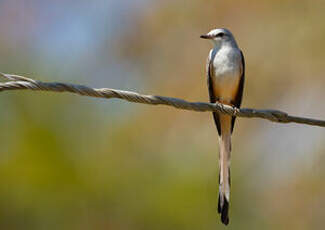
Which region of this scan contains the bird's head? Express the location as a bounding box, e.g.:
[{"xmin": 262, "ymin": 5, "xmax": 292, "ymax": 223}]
[{"xmin": 200, "ymin": 28, "xmax": 237, "ymax": 48}]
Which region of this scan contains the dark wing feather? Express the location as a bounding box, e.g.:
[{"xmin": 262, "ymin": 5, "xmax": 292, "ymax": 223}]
[
  {"xmin": 206, "ymin": 52, "xmax": 221, "ymax": 136},
  {"xmin": 230, "ymin": 50, "xmax": 245, "ymax": 133}
]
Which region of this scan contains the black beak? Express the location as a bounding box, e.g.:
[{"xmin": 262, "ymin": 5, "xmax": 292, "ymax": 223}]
[{"xmin": 200, "ymin": 34, "xmax": 212, "ymax": 39}]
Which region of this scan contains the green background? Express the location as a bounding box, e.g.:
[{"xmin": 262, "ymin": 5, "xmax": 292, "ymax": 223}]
[{"xmin": 0, "ymin": 0, "xmax": 324, "ymax": 229}]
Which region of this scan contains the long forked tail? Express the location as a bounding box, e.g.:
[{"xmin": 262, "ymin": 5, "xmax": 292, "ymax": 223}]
[{"xmin": 217, "ymin": 114, "xmax": 232, "ymax": 225}]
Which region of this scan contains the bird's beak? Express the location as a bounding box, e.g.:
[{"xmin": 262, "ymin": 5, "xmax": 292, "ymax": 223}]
[{"xmin": 200, "ymin": 34, "xmax": 213, "ymax": 39}]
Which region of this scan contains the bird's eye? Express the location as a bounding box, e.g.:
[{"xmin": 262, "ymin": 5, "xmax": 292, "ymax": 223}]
[{"xmin": 216, "ymin": 32, "xmax": 225, "ymax": 38}]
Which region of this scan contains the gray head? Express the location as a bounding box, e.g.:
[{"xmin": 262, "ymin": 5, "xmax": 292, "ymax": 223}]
[{"xmin": 200, "ymin": 28, "xmax": 238, "ymax": 48}]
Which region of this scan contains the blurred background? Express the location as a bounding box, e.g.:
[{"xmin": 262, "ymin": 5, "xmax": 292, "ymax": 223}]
[{"xmin": 0, "ymin": 0, "xmax": 324, "ymax": 229}]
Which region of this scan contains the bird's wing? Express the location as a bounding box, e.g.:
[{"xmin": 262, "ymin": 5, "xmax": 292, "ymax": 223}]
[
  {"xmin": 206, "ymin": 50, "xmax": 221, "ymax": 136},
  {"xmin": 230, "ymin": 50, "xmax": 245, "ymax": 133}
]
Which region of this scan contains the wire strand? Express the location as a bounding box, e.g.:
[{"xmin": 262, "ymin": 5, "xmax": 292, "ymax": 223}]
[{"xmin": 0, "ymin": 72, "xmax": 324, "ymax": 127}]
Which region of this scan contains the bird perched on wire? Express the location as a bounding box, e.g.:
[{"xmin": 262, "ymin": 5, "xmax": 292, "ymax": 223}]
[{"xmin": 201, "ymin": 28, "xmax": 245, "ymax": 225}]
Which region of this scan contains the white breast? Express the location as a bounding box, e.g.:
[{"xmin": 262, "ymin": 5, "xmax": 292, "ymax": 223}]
[{"xmin": 210, "ymin": 46, "xmax": 242, "ymax": 102}]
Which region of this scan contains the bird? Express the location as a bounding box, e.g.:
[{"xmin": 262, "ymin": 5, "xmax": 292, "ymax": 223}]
[{"xmin": 200, "ymin": 28, "xmax": 245, "ymax": 225}]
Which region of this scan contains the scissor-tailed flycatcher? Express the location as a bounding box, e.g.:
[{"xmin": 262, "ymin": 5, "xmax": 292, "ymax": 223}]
[{"xmin": 201, "ymin": 28, "xmax": 245, "ymax": 225}]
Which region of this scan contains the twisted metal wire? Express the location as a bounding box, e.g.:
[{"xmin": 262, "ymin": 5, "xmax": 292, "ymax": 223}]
[{"xmin": 0, "ymin": 73, "xmax": 324, "ymax": 127}]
